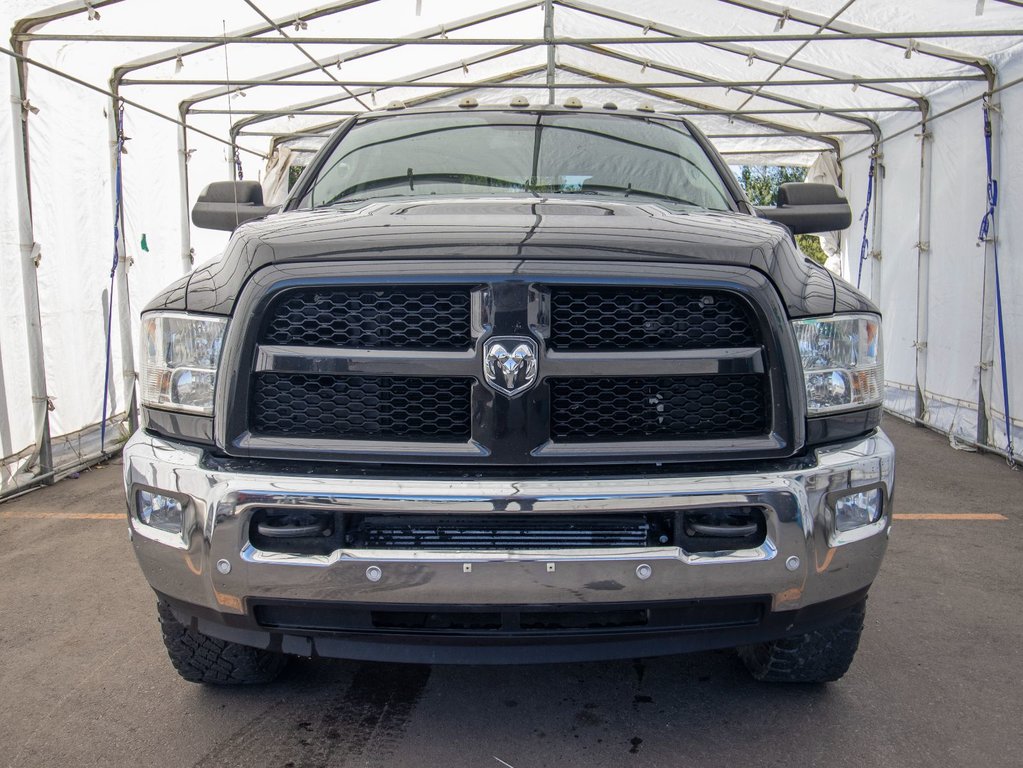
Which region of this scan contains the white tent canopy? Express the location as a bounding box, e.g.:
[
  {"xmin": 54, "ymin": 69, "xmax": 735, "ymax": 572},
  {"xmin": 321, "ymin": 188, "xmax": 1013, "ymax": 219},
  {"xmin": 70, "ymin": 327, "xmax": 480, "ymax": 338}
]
[{"xmin": 2, "ymin": 0, "xmax": 1022, "ymax": 496}]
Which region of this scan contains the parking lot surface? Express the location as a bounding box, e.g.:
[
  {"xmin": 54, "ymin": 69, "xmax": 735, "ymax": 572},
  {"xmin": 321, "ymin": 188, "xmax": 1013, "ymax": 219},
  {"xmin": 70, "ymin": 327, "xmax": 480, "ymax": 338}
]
[{"xmin": 1, "ymin": 416, "xmax": 1021, "ymax": 768}]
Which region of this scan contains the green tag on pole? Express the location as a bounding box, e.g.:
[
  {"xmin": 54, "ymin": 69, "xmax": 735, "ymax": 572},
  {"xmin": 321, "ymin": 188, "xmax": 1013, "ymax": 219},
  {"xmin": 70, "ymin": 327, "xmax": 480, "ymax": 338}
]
[{"xmin": 140, "ymin": 233, "xmax": 149, "ymax": 252}]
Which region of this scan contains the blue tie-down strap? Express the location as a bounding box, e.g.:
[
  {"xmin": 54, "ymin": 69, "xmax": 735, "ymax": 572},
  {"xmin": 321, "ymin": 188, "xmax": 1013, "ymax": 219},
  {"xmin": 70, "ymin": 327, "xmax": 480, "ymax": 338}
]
[
  {"xmin": 101, "ymin": 103, "xmax": 125, "ymax": 452},
  {"xmin": 856, "ymin": 153, "xmax": 876, "ymax": 290},
  {"xmin": 977, "ymin": 102, "xmax": 1016, "ymax": 468}
]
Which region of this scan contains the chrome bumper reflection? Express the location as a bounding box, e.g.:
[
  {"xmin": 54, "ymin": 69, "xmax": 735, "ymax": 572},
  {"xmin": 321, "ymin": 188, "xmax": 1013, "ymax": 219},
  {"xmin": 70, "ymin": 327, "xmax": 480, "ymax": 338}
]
[{"xmin": 123, "ymin": 430, "xmax": 894, "ymax": 616}]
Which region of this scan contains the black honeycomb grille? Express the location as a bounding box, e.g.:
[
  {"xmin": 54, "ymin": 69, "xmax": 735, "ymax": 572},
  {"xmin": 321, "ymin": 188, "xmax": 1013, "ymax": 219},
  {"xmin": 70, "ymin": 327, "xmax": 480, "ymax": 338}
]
[
  {"xmin": 549, "ymin": 286, "xmax": 758, "ymax": 350},
  {"xmin": 261, "ymin": 286, "xmax": 472, "ymax": 349},
  {"xmin": 550, "ymin": 375, "xmax": 766, "ymax": 441},
  {"xmin": 251, "ymin": 374, "xmax": 472, "ymax": 440}
]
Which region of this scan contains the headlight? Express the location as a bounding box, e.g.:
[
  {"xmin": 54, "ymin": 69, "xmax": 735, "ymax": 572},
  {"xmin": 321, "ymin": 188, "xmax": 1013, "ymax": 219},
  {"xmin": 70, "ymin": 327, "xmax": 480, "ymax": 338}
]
[
  {"xmin": 792, "ymin": 313, "xmax": 883, "ymax": 415},
  {"xmin": 139, "ymin": 312, "xmax": 227, "ymax": 415}
]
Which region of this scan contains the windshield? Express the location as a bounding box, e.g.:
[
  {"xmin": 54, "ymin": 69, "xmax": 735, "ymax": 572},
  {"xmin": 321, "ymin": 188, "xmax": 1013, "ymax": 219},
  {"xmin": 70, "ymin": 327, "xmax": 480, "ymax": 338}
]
[{"xmin": 294, "ymin": 111, "xmax": 735, "ymax": 211}]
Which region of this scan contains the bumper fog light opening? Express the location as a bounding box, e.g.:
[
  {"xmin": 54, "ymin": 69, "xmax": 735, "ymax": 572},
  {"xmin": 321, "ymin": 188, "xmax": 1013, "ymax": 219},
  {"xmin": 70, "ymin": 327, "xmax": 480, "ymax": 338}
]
[
  {"xmin": 136, "ymin": 489, "xmax": 185, "ymax": 534},
  {"xmin": 832, "ymin": 486, "xmax": 884, "ymax": 532}
]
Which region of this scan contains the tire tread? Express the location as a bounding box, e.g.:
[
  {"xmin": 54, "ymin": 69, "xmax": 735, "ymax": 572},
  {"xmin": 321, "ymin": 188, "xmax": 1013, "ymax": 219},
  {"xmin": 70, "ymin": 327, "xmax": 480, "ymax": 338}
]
[
  {"xmin": 157, "ymin": 601, "xmax": 287, "ymax": 685},
  {"xmin": 738, "ymin": 600, "xmax": 866, "ymax": 683}
]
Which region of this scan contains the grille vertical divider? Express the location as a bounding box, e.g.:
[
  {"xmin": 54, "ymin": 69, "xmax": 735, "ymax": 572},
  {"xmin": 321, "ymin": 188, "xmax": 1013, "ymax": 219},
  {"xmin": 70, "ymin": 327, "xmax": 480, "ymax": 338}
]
[{"xmin": 470, "ymin": 281, "xmax": 552, "ymax": 463}]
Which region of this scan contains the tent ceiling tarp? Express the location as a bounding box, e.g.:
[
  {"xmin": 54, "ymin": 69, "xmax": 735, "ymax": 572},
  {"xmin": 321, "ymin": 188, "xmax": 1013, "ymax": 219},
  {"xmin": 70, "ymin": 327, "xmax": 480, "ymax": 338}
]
[{"xmin": 2, "ymin": 0, "xmax": 1023, "ymax": 496}]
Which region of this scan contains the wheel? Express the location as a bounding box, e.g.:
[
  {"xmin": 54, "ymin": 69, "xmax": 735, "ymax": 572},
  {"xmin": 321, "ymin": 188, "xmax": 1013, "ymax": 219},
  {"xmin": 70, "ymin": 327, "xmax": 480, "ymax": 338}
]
[
  {"xmin": 157, "ymin": 601, "xmax": 287, "ymax": 685},
  {"xmin": 737, "ymin": 599, "xmax": 866, "ymax": 683}
]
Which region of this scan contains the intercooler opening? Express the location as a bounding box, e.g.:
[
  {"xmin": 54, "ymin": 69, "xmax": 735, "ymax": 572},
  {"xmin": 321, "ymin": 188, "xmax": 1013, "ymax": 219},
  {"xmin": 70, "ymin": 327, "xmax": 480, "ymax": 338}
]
[
  {"xmin": 344, "ymin": 513, "xmax": 672, "ymax": 551},
  {"xmin": 247, "ymin": 506, "xmax": 768, "ymax": 555}
]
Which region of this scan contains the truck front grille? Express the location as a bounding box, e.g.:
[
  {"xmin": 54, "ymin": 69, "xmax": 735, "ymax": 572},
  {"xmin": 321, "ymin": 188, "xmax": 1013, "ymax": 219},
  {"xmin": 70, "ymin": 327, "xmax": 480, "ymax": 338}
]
[
  {"xmin": 231, "ymin": 265, "xmax": 791, "ymax": 465},
  {"xmin": 549, "ymin": 286, "xmax": 757, "ymax": 350},
  {"xmin": 261, "ymin": 286, "xmax": 472, "ymax": 350},
  {"xmin": 550, "ymin": 375, "xmax": 766, "ymax": 441},
  {"xmin": 251, "ymin": 373, "xmax": 473, "ymax": 440}
]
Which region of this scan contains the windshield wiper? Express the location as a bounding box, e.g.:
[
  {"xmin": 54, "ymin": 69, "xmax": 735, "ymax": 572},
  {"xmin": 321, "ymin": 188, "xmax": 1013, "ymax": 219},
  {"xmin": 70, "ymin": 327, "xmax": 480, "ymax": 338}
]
[{"xmin": 580, "ymin": 184, "xmax": 700, "ymax": 206}]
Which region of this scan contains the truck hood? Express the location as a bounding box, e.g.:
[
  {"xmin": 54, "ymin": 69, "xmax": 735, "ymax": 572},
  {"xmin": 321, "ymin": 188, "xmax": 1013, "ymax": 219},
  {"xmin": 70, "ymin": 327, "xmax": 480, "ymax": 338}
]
[
  {"xmin": 150, "ymin": 196, "xmax": 872, "ymax": 317},
  {"xmin": 244, "ymin": 196, "xmax": 788, "ymax": 264}
]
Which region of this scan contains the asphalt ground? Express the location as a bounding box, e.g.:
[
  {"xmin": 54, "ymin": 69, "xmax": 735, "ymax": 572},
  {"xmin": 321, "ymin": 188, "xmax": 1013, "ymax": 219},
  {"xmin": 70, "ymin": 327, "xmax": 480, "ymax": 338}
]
[{"xmin": 1, "ymin": 416, "xmax": 1021, "ymax": 768}]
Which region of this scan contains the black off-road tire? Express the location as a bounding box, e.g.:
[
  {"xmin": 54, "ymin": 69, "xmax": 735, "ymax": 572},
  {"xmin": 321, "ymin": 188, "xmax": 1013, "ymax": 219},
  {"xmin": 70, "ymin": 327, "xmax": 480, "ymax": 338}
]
[
  {"xmin": 737, "ymin": 599, "xmax": 866, "ymax": 683},
  {"xmin": 157, "ymin": 601, "xmax": 287, "ymax": 685}
]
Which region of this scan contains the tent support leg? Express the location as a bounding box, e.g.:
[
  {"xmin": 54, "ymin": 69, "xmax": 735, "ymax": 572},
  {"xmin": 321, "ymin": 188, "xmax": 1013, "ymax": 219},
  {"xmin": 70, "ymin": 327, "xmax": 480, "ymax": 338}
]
[
  {"xmin": 977, "ymin": 89, "xmax": 1000, "ymax": 451},
  {"xmin": 106, "ymin": 89, "xmax": 138, "ymax": 435},
  {"xmin": 177, "ymin": 115, "xmax": 193, "ymax": 273},
  {"xmin": 8, "ymin": 54, "xmax": 53, "ymax": 482},
  {"xmin": 544, "ymin": 0, "xmax": 555, "ymax": 105},
  {"xmin": 869, "ymin": 146, "xmax": 884, "ymax": 308},
  {"xmin": 913, "ymin": 112, "xmax": 933, "ymax": 422}
]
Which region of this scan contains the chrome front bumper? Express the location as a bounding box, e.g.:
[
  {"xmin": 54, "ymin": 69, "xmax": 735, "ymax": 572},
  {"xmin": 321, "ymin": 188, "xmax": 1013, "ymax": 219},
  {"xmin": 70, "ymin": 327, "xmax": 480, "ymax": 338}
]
[{"xmin": 123, "ymin": 429, "xmax": 894, "ymax": 622}]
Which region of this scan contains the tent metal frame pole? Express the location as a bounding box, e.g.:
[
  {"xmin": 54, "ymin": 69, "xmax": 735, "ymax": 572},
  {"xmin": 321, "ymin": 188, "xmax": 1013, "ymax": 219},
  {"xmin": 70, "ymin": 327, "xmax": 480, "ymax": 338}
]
[
  {"xmin": 670, "ymin": 106, "xmax": 915, "ymax": 115},
  {"xmin": 176, "ymin": 111, "xmax": 193, "ymax": 274},
  {"xmin": 557, "ymin": 0, "xmax": 926, "ymax": 109},
  {"xmin": 106, "ymin": 84, "xmax": 139, "ymax": 434},
  {"xmin": 7, "ymin": 53, "xmax": 54, "ymax": 484},
  {"xmin": 913, "ymin": 107, "xmax": 933, "ymax": 423},
  {"xmin": 868, "ymin": 144, "xmax": 884, "ymax": 305},
  {"xmin": 544, "ymin": 0, "xmax": 556, "ymax": 105},
  {"xmin": 718, "ymin": 148, "xmax": 833, "ymax": 156},
  {"xmin": 976, "ymin": 87, "xmax": 1001, "ymax": 450},
  {"xmin": 17, "ymin": 31, "xmax": 1023, "ymax": 46},
  {"xmin": 121, "ymin": 75, "xmax": 988, "ymax": 88},
  {"xmin": 193, "ymin": 108, "xmax": 364, "ymax": 116}
]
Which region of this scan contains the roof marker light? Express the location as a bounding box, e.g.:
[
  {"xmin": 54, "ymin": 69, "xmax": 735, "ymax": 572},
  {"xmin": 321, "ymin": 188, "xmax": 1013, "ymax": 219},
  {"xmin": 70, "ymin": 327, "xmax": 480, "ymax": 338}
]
[
  {"xmin": 385, "ymin": 100, "xmax": 406, "ymax": 111},
  {"xmin": 563, "ymin": 97, "xmax": 583, "ymax": 109},
  {"xmin": 602, "ymin": 102, "xmax": 618, "ymax": 110},
  {"xmin": 510, "ymin": 95, "xmax": 529, "ymax": 107},
  {"xmin": 459, "ymin": 97, "xmax": 479, "ymax": 108},
  {"xmin": 637, "ymin": 102, "xmax": 655, "ymax": 113}
]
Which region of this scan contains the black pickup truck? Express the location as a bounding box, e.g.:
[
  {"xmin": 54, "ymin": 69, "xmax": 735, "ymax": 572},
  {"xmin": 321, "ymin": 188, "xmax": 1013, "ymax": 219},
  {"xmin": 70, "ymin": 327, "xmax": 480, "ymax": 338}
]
[{"xmin": 124, "ymin": 103, "xmax": 892, "ymax": 685}]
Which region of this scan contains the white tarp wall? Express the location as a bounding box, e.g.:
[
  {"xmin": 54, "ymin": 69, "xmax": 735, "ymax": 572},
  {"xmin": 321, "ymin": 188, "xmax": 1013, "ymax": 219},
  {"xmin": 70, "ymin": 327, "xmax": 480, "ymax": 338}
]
[
  {"xmin": 840, "ymin": 50, "xmax": 1023, "ymax": 458},
  {"xmin": 2, "ymin": 0, "xmax": 1023, "ymax": 496}
]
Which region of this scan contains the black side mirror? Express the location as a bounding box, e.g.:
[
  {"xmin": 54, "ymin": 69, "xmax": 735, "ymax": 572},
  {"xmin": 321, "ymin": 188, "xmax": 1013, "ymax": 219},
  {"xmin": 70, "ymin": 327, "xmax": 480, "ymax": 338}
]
[
  {"xmin": 756, "ymin": 182, "xmax": 852, "ymax": 235},
  {"xmin": 191, "ymin": 181, "xmax": 276, "ymax": 231}
]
